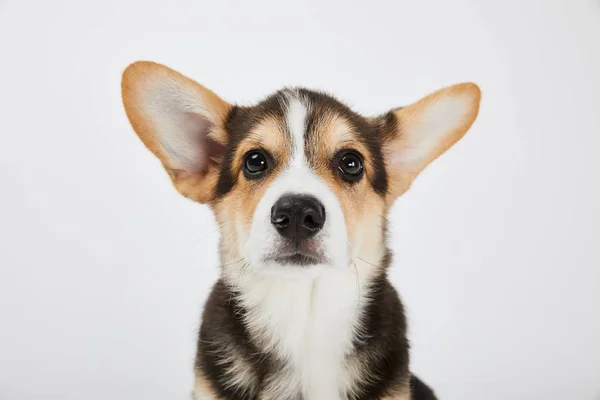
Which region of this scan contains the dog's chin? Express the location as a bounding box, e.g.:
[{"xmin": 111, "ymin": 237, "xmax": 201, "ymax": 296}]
[
  {"xmin": 256, "ymin": 244, "xmax": 329, "ymax": 276},
  {"xmin": 243, "ymin": 235, "xmax": 349, "ymax": 276},
  {"xmin": 272, "ymin": 252, "xmax": 323, "ymax": 266},
  {"xmin": 263, "ymin": 238, "xmax": 325, "ymax": 265},
  {"xmin": 257, "ymin": 259, "xmax": 327, "ymax": 278}
]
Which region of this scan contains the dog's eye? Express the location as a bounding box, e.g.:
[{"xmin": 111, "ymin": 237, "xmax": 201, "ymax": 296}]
[
  {"xmin": 338, "ymin": 152, "xmax": 364, "ymax": 182},
  {"xmin": 243, "ymin": 150, "xmax": 268, "ymax": 178}
]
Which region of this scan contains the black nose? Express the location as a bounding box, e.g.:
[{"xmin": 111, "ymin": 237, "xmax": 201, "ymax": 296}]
[{"xmin": 271, "ymin": 194, "xmax": 326, "ymax": 240}]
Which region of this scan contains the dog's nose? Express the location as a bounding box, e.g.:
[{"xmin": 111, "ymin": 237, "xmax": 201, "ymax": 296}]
[{"xmin": 270, "ymin": 194, "xmax": 326, "ymax": 240}]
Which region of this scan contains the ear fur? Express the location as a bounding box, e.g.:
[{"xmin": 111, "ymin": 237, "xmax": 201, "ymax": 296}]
[
  {"xmin": 383, "ymin": 82, "xmax": 481, "ymax": 199},
  {"xmin": 121, "ymin": 61, "xmax": 232, "ymax": 203}
]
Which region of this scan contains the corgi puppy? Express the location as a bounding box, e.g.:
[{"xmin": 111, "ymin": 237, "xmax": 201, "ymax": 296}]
[{"xmin": 121, "ymin": 61, "xmax": 480, "ymax": 400}]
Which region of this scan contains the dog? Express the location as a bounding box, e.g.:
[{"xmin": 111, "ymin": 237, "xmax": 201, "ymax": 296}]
[{"xmin": 121, "ymin": 61, "xmax": 480, "ymax": 400}]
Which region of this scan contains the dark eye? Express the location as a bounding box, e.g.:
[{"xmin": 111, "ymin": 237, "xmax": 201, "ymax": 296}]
[
  {"xmin": 338, "ymin": 152, "xmax": 364, "ymax": 182},
  {"xmin": 243, "ymin": 150, "xmax": 268, "ymax": 178}
]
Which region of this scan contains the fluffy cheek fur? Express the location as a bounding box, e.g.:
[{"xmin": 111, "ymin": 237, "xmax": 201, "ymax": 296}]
[
  {"xmin": 348, "ymin": 191, "xmax": 388, "ymax": 273},
  {"xmin": 320, "ymin": 178, "xmax": 388, "ymax": 282},
  {"xmin": 212, "ymin": 175, "xmax": 272, "ymax": 279},
  {"xmin": 307, "ymin": 114, "xmax": 389, "ymax": 276},
  {"xmin": 310, "ymin": 150, "xmax": 388, "ymax": 278}
]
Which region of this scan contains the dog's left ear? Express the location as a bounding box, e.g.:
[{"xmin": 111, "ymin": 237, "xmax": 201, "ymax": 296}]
[
  {"xmin": 121, "ymin": 61, "xmax": 233, "ymax": 203},
  {"xmin": 381, "ymin": 82, "xmax": 481, "ymax": 200}
]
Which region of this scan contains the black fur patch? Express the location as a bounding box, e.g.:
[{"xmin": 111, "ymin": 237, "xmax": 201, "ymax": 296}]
[
  {"xmin": 196, "ymin": 270, "xmax": 438, "ymax": 400},
  {"xmin": 410, "ymin": 375, "xmax": 438, "ymax": 400},
  {"xmin": 346, "ymin": 252, "xmax": 409, "ymax": 399},
  {"xmin": 196, "ymin": 280, "xmax": 278, "ymax": 400}
]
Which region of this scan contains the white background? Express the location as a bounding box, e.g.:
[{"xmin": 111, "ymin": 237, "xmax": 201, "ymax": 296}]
[{"xmin": 1, "ymin": 0, "xmax": 599, "ymax": 399}]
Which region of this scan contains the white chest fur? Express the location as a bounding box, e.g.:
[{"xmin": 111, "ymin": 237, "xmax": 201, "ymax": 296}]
[{"xmin": 237, "ymin": 267, "xmax": 364, "ymax": 400}]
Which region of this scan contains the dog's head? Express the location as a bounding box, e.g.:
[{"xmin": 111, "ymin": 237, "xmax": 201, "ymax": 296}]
[{"xmin": 122, "ymin": 62, "xmax": 480, "ymax": 279}]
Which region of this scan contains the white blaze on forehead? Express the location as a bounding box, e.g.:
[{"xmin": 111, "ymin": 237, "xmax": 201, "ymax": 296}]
[{"xmin": 285, "ymin": 94, "xmax": 308, "ymax": 167}]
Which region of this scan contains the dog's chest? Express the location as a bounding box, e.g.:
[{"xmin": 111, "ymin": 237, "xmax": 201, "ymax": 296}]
[{"xmin": 240, "ymin": 269, "xmax": 362, "ymax": 400}]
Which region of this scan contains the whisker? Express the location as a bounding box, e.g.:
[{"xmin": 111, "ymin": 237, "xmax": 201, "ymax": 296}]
[
  {"xmin": 350, "ymin": 260, "xmax": 364, "ymax": 335},
  {"xmin": 221, "ymin": 257, "xmax": 246, "ymax": 268},
  {"xmin": 357, "ymin": 256, "xmax": 380, "ymax": 268},
  {"xmin": 195, "ymin": 257, "xmax": 245, "ymax": 273},
  {"xmin": 351, "ymin": 260, "xmax": 362, "ymax": 292},
  {"xmin": 176, "ymin": 222, "xmax": 225, "ymax": 248},
  {"xmin": 193, "ymin": 226, "xmax": 223, "ymax": 243},
  {"xmin": 229, "ymin": 262, "xmax": 251, "ymax": 307},
  {"xmin": 235, "ymin": 262, "xmax": 250, "ymax": 288}
]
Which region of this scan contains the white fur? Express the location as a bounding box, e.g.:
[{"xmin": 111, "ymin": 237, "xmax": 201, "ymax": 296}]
[
  {"xmin": 236, "ymin": 269, "xmax": 364, "ymax": 400},
  {"xmin": 230, "ymin": 93, "xmax": 365, "ymax": 399},
  {"xmin": 287, "ymin": 92, "xmax": 309, "ymax": 167}
]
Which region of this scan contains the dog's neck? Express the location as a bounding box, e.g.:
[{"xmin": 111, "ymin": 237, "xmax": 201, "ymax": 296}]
[{"xmin": 218, "ymin": 248, "xmax": 388, "ymax": 400}]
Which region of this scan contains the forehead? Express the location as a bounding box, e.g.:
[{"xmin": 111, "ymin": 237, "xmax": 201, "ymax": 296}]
[
  {"xmin": 232, "ymin": 89, "xmax": 368, "ymax": 141},
  {"xmin": 215, "ymin": 88, "xmax": 388, "ymax": 197}
]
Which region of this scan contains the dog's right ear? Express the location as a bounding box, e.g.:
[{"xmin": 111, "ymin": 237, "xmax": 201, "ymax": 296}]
[{"xmin": 121, "ymin": 61, "xmax": 233, "ymax": 203}]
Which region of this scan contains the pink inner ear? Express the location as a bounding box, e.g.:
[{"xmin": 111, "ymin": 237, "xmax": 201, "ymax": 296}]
[
  {"xmin": 189, "ymin": 113, "xmax": 226, "ymax": 173},
  {"xmin": 185, "ymin": 112, "xmax": 211, "ymax": 172},
  {"xmin": 160, "ymin": 111, "xmax": 218, "ymax": 174}
]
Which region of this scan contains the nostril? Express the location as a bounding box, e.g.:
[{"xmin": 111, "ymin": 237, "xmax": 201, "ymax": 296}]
[
  {"xmin": 272, "ymin": 214, "xmax": 290, "ymax": 228},
  {"xmin": 301, "ymin": 202, "xmax": 325, "ymax": 231},
  {"xmin": 302, "ymin": 213, "xmax": 322, "ymax": 231},
  {"xmin": 271, "ymin": 204, "xmax": 292, "ymax": 229}
]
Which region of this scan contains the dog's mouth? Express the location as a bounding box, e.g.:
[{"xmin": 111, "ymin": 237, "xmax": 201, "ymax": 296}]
[
  {"xmin": 272, "ymin": 252, "xmax": 323, "ymax": 266},
  {"xmin": 264, "ymin": 240, "xmax": 326, "ymax": 266}
]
